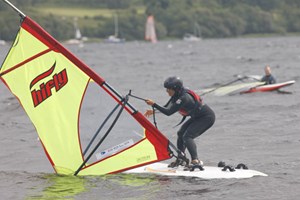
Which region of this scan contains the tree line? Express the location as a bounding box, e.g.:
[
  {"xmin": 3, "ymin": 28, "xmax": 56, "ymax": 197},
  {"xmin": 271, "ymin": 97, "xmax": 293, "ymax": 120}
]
[{"xmin": 1, "ymin": 0, "xmax": 300, "ymax": 41}]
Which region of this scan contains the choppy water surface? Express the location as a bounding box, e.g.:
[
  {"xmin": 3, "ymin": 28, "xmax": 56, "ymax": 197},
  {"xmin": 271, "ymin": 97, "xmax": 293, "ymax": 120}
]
[{"xmin": 0, "ymin": 37, "xmax": 300, "ymax": 200}]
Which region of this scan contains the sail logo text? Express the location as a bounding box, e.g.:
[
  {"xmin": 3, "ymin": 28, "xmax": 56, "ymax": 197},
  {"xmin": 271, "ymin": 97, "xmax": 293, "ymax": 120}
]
[{"xmin": 30, "ymin": 62, "xmax": 68, "ymax": 107}]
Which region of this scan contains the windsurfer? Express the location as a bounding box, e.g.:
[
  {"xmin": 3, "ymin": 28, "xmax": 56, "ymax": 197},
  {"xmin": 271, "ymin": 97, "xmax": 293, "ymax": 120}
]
[
  {"xmin": 261, "ymin": 65, "xmax": 276, "ymax": 85},
  {"xmin": 144, "ymin": 76, "xmax": 215, "ymax": 168}
]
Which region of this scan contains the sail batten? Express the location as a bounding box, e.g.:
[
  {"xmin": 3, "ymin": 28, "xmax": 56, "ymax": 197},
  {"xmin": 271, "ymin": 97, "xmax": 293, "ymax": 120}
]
[
  {"xmin": 1, "ymin": 13, "xmax": 171, "ymax": 175},
  {"xmin": 0, "ymin": 49, "xmax": 52, "ymax": 77}
]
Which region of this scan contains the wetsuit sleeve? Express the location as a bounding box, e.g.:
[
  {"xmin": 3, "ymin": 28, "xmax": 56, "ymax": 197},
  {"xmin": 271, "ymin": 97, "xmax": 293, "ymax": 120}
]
[
  {"xmin": 163, "ymin": 98, "xmax": 172, "ymax": 107},
  {"xmin": 153, "ymin": 98, "xmax": 183, "ymax": 116}
]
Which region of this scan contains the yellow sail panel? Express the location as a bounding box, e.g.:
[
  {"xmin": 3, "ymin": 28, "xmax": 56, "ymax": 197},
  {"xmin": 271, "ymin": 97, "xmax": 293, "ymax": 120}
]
[
  {"xmin": 1, "ymin": 20, "xmax": 90, "ymax": 173},
  {"xmin": 1, "ymin": 26, "xmax": 49, "ymax": 74},
  {"xmin": 79, "ymin": 139, "xmax": 157, "ymax": 175}
]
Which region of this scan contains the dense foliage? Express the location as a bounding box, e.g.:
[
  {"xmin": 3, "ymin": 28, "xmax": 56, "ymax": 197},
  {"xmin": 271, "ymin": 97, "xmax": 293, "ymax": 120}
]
[{"xmin": 1, "ymin": 0, "xmax": 300, "ymax": 41}]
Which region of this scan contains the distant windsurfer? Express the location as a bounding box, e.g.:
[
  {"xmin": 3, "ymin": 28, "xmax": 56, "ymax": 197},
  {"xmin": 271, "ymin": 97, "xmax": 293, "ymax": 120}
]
[
  {"xmin": 144, "ymin": 76, "xmax": 215, "ymax": 168},
  {"xmin": 261, "ymin": 65, "xmax": 276, "ymax": 85}
]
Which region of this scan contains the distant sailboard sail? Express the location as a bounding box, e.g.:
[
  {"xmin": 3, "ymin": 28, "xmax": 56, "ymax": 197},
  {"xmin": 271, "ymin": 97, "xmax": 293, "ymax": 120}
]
[
  {"xmin": 0, "ymin": 1, "xmax": 171, "ymax": 175},
  {"xmin": 145, "ymin": 15, "xmax": 157, "ymax": 43},
  {"xmin": 198, "ymin": 82, "xmax": 265, "ymax": 96}
]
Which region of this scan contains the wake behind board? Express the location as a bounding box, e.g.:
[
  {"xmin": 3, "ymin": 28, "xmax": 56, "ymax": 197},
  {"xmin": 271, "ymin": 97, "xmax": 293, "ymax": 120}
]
[{"xmin": 125, "ymin": 162, "xmax": 267, "ymax": 179}]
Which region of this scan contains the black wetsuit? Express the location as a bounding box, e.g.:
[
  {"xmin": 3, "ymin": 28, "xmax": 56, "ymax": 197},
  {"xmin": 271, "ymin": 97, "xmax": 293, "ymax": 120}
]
[
  {"xmin": 153, "ymin": 88, "xmax": 215, "ymax": 160},
  {"xmin": 261, "ymin": 74, "xmax": 276, "ymax": 85}
]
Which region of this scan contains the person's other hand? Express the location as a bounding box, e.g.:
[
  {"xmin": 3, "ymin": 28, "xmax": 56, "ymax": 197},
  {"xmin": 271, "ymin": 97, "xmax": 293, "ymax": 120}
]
[{"xmin": 144, "ymin": 109, "xmax": 154, "ymax": 117}]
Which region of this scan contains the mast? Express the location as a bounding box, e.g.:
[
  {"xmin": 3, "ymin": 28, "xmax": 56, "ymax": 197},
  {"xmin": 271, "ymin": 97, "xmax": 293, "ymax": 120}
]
[
  {"xmin": 114, "ymin": 14, "xmax": 118, "ymax": 37},
  {"xmin": 2, "ymin": 0, "xmax": 26, "ymax": 19}
]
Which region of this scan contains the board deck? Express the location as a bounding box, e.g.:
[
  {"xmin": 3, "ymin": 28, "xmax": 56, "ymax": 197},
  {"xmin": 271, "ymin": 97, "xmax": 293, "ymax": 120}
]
[
  {"xmin": 197, "ymin": 79, "xmax": 295, "ymax": 96},
  {"xmin": 125, "ymin": 162, "xmax": 268, "ymax": 179},
  {"xmin": 241, "ymin": 80, "xmax": 295, "ymax": 93}
]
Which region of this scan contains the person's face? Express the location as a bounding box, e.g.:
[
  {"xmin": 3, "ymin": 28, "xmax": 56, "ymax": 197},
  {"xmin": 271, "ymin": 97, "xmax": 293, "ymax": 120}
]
[
  {"xmin": 265, "ymin": 66, "xmax": 271, "ymax": 75},
  {"xmin": 166, "ymin": 88, "xmax": 175, "ymax": 96}
]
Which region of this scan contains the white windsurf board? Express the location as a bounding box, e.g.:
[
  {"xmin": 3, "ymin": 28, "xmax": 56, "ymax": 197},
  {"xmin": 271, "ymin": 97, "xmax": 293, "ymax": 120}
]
[{"xmin": 125, "ymin": 162, "xmax": 267, "ymax": 179}]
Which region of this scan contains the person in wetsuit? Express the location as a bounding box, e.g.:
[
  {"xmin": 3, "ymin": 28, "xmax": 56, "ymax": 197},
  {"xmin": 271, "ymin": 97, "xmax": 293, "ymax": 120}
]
[
  {"xmin": 144, "ymin": 76, "xmax": 215, "ymax": 168},
  {"xmin": 261, "ymin": 65, "xmax": 276, "ymax": 85}
]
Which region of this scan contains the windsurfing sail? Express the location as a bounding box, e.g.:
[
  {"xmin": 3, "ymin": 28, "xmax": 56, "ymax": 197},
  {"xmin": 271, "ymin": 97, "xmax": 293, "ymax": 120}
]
[
  {"xmin": 145, "ymin": 15, "xmax": 157, "ymax": 43},
  {"xmin": 183, "ymin": 22, "xmax": 202, "ymax": 42},
  {"xmin": 197, "ymin": 82, "xmax": 265, "ymax": 96},
  {"xmin": 74, "ymin": 18, "xmax": 82, "ymax": 40},
  {"xmin": 0, "ymin": 32, "xmax": 6, "ymax": 45},
  {"xmin": 65, "ymin": 17, "xmax": 83, "ymax": 45},
  {"xmin": 105, "ymin": 14, "xmax": 125, "ymax": 43},
  {"xmin": 0, "ymin": 40, "xmax": 5, "ymax": 45},
  {"xmin": 0, "ymin": 1, "xmax": 171, "ymax": 176}
]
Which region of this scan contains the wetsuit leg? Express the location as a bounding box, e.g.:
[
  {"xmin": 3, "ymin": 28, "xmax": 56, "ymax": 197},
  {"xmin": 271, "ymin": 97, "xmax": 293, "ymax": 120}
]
[
  {"xmin": 177, "ymin": 119, "xmax": 194, "ymax": 154},
  {"xmin": 182, "ymin": 114, "xmax": 215, "ymax": 160}
]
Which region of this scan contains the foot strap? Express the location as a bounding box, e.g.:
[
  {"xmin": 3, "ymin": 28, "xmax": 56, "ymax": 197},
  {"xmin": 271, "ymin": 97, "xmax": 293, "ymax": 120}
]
[
  {"xmin": 184, "ymin": 164, "xmax": 205, "ymax": 171},
  {"xmin": 190, "ymin": 164, "xmax": 205, "ymax": 171}
]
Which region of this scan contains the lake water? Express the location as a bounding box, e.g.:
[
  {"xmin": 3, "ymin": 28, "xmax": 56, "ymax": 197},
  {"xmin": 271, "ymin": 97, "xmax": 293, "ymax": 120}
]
[{"xmin": 0, "ymin": 37, "xmax": 300, "ymax": 200}]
